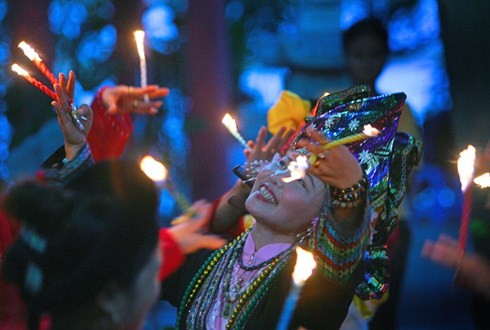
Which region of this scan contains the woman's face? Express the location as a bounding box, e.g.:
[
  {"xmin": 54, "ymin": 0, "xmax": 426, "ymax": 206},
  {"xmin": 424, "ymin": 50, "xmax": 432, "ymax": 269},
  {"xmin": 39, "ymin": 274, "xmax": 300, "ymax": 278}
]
[
  {"xmin": 245, "ymin": 152, "xmax": 326, "ymax": 235},
  {"xmin": 120, "ymin": 247, "xmax": 161, "ymax": 329}
]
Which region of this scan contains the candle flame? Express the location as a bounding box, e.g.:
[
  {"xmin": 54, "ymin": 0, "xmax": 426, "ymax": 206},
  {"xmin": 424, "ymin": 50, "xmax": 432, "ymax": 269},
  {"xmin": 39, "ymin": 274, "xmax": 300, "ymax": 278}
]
[
  {"xmin": 457, "ymin": 145, "xmax": 476, "ymax": 192},
  {"xmin": 222, "ymin": 113, "xmax": 238, "ymax": 133},
  {"xmin": 292, "ymin": 247, "xmax": 316, "ymax": 286},
  {"xmin": 140, "ymin": 155, "xmax": 168, "ymax": 182},
  {"xmin": 18, "ymin": 41, "xmax": 42, "ymax": 62},
  {"xmin": 362, "ymin": 124, "xmax": 380, "ymax": 137},
  {"xmin": 474, "ymin": 173, "xmax": 490, "ymax": 188},
  {"xmin": 134, "ymin": 30, "xmax": 146, "ymax": 60},
  {"xmin": 11, "ymin": 63, "xmax": 29, "ymax": 77},
  {"xmin": 282, "ymin": 155, "xmax": 309, "ymax": 183}
]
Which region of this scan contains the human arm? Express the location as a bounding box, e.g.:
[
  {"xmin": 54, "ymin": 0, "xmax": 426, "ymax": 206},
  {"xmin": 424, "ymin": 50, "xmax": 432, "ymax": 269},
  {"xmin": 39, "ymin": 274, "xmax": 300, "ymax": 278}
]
[
  {"xmin": 295, "ymin": 126, "xmax": 371, "ymax": 282},
  {"xmin": 87, "ymin": 85, "xmax": 169, "ymax": 161},
  {"xmin": 42, "ymin": 72, "xmax": 94, "ymax": 184}
]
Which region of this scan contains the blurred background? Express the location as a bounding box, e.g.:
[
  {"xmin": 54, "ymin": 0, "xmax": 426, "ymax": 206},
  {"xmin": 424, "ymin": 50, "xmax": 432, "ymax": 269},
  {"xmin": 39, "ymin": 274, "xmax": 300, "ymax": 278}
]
[{"xmin": 1, "ymin": 0, "xmax": 489, "ymax": 329}]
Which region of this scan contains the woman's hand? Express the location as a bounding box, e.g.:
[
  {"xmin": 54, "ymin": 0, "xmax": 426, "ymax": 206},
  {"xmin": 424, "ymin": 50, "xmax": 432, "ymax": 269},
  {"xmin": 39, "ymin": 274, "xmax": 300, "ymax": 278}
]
[
  {"xmin": 102, "ymin": 85, "xmax": 169, "ymax": 115},
  {"xmin": 245, "ymin": 126, "xmax": 295, "ymax": 162},
  {"xmin": 296, "ymin": 126, "xmax": 363, "ymax": 189},
  {"xmin": 168, "ymin": 200, "xmax": 227, "ymax": 254},
  {"xmin": 51, "ymin": 71, "xmax": 93, "ymax": 160}
]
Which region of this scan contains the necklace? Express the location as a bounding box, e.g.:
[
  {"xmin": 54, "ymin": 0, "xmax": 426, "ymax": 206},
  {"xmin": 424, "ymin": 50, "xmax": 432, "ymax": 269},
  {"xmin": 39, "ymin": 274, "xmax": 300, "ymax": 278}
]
[{"xmin": 177, "ymin": 229, "xmax": 296, "ymax": 330}]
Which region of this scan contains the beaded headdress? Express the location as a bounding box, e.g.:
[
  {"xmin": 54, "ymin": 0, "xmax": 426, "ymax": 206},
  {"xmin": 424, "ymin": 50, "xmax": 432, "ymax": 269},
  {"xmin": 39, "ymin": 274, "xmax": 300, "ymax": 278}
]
[{"xmin": 292, "ymin": 86, "xmax": 422, "ymax": 299}]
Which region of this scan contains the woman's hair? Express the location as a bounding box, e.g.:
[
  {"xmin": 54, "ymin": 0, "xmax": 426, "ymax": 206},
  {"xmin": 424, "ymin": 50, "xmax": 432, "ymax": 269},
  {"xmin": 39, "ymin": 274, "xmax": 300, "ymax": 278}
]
[
  {"xmin": 342, "ymin": 17, "xmax": 389, "ymax": 53},
  {"xmin": 1, "ymin": 160, "xmax": 159, "ymax": 316}
]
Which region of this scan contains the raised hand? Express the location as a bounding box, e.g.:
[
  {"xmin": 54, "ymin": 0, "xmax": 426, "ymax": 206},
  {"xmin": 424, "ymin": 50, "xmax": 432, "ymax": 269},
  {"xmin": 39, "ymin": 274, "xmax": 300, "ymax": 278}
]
[
  {"xmin": 245, "ymin": 126, "xmax": 295, "ymax": 163},
  {"xmin": 296, "ymin": 126, "xmax": 363, "ymax": 189},
  {"xmin": 51, "ymin": 71, "xmax": 93, "ymax": 160},
  {"xmin": 168, "ymin": 200, "xmax": 227, "ymax": 254}
]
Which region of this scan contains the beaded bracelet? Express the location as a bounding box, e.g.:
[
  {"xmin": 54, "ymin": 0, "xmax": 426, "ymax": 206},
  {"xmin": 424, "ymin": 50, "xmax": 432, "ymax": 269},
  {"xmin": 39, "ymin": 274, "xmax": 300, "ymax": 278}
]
[{"xmin": 330, "ymin": 175, "xmax": 368, "ymax": 208}]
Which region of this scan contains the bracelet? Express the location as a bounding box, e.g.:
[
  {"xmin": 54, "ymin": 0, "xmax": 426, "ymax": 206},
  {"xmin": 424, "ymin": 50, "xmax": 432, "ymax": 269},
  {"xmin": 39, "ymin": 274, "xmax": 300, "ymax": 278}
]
[{"xmin": 330, "ymin": 175, "xmax": 368, "ymax": 208}]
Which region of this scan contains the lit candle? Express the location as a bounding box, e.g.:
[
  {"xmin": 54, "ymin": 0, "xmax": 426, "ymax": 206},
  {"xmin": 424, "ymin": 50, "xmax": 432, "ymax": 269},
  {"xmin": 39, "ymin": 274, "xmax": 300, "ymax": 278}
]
[
  {"xmin": 277, "ymin": 247, "xmax": 316, "ymax": 330},
  {"xmin": 474, "ymin": 173, "xmax": 490, "ymax": 188},
  {"xmin": 282, "ymin": 155, "xmax": 309, "ymax": 183},
  {"xmin": 457, "ymin": 145, "xmax": 476, "ymax": 254},
  {"xmin": 134, "ymin": 30, "xmax": 149, "ymax": 102},
  {"xmin": 308, "ymin": 124, "xmax": 380, "ymax": 165},
  {"xmin": 222, "ymin": 113, "xmax": 251, "ymax": 150},
  {"xmin": 11, "ymin": 64, "xmax": 57, "ymax": 100},
  {"xmin": 18, "ymin": 41, "xmax": 58, "ymax": 85},
  {"xmin": 140, "ymin": 155, "xmax": 193, "ymax": 223}
]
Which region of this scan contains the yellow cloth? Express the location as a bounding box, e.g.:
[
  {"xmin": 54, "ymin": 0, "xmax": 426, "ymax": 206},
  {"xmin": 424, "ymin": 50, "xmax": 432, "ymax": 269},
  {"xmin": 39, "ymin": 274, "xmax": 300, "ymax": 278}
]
[
  {"xmin": 267, "ymin": 90, "xmax": 311, "ymax": 135},
  {"xmin": 352, "ymin": 292, "xmax": 389, "ymax": 319}
]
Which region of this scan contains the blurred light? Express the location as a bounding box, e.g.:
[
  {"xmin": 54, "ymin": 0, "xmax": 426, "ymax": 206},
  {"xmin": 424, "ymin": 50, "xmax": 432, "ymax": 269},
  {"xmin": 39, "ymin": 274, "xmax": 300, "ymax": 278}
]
[
  {"xmin": 239, "ymin": 67, "xmax": 289, "ymax": 108},
  {"xmin": 143, "ymin": 4, "xmax": 179, "ymax": 54},
  {"xmin": 438, "ymin": 188, "xmax": 456, "ymax": 208},
  {"xmin": 97, "ymin": 1, "xmax": 114, "ymax": 19},
  {"xmin": 0, "ymin": 1, "xmax": 7, "ymax": 21},
  {"xmin": 0, "ymin": 42, "xmax": 10, "ymax": 62},
  {"xmin": 226, "ymin": 0, "xmax": 244, "ymax": 21}
]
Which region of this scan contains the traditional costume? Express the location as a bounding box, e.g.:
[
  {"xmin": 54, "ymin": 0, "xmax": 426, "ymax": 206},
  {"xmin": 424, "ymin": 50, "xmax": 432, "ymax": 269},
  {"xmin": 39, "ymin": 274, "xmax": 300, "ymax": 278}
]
[{"xmin": 161, "ymin": 85, "xmax": 422, "ymax": 329}]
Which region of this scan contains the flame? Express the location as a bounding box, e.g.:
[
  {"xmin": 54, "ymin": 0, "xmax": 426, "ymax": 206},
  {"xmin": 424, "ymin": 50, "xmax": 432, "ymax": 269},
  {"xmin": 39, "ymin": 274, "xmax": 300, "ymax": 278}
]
[
  {"xmin": 11, "ymin": 63, "xmax": 29, "ymax": 77},
  {"xmin": 282, "ymin": 155, "xmax": 309, "ymax": 183},
  {"xmin": 134, "ymin": 30, "xmax": 146, "ymax": 60},
  {"xmin": 474, "ymin": 173, "xmax": 490, "ymax": 188},
  {"xmin": 18, "ymin": 41, "xmax": 42, "ymax": 62},
  {"xmin": 222, "ymin": 113, "xmax": 238, "ymax": 133},
  {"xmin": 457, "ymin": 145, "xmax": 476, "ymax": 192},
  {"xmin": 362, "ymin": 124, "xmax": 380, "ymax": 137},
  {"xmin": 140, "ymin": 155, "xmax": 168, "ymax": 182},
  {"xmin": 292, "ymin": 246, "xmax": 316, "ymax": 286}
]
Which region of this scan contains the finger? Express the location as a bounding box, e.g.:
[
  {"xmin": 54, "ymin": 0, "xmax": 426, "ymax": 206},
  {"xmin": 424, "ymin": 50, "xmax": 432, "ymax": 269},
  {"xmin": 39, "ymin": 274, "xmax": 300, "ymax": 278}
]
[
  {"xmin": 54, "ymin": 84, "xmax": 70, "ymax": 112},
  {"xmin": 439, "ymin": 234, "xmax": 457, "ymax": 247},
  {"xmin": 58, "ymin": 73, "xmax": 66, "ymax": 91},
  {"xmin": 267, "ymin": 127, "xmax": 288, "ymax": 151},
  {"xmin": 67, "ymin": 70, "xmax": 76, "ymax": 100},
  {"xmin": 147, "ymin": 88, "xmax": 170, "ymax": 99},
  {"xmin": 51, "ymin": 101, "xmax": 72, "ymax": 124},
  {"xmin": 254, "ymin": 126, "xmax": 267, "ymax": 150},
  {"xmin": 306, "ymin": 126, "xmax": 329, "ymax": 144},
  {"xmin": 421, "ymin": 240, "xmax": 434, "ymax": 257},
  {"xmin": 196, "ymin": 235, "xmax": 227, "ymax": 250}
]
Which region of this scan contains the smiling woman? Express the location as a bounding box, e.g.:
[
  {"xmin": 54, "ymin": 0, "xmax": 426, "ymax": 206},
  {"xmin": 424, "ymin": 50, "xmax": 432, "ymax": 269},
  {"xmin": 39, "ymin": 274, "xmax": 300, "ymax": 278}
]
[{"xmin": 159, "ymin": 85, "xmax": 422, "ymax": 330}]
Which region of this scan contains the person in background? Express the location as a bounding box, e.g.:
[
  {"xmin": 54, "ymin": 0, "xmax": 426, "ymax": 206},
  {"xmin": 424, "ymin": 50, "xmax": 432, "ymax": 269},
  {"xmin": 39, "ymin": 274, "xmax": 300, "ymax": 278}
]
[
  {"xmin": 0, "ymin": 71, "xmax": 220, "ymax": 329},
  {"xmin": 422, "ymin": 142, "xmax": 490, "ymax": 329}
]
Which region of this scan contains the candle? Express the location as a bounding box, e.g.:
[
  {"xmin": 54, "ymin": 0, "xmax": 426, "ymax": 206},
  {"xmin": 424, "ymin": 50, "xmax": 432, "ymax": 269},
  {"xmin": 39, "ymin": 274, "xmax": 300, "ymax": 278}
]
[
  {"xmin": 474, "ymin": 173, "xmax": 490, "ymax": 188},
  {"xmin": 457, "ymin": 145, "xmax": 476, "ymax": 253},
  {"xmin": 134, "ymin": 30, "xmax": 149, "ymax": 102},
  {"xmin": 11, "ymin": 64, "xmax": 57, "ymax": 100},
  {"xmin": 308, "ymin": 124, "xmax": 380, "ymax": 165},
  {"xmin": 282, "ymin": 155, "xmax": 309, "ymax": 183},
  {"xmin": 222, "ymin": 113, "xmax": 251, "ymax": 150},
  {"xmin": 18, "ymin": 41, "xmax": 58, "ymax": 85},
  {"xmin": 277, "ymin": 247, "xmax": 316, "ymax": 330},
  {"xmin": 139, "ymin": 155, "xmax": 193, "ymax": 223}
]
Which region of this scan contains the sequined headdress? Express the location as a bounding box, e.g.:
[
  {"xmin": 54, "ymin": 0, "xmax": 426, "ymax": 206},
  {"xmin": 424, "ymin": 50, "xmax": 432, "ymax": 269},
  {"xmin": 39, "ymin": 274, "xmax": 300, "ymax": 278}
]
[{"xmin": 293, "ymin": 86, "xmax": 422, "ymax": 299}]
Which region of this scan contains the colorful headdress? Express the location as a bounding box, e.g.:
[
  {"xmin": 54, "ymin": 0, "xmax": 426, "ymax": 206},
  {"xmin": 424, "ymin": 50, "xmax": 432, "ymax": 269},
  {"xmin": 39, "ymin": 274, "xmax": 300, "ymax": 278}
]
[{"xmin": 292, "ymin": 86, "xmax": 422, "ymax": 299}]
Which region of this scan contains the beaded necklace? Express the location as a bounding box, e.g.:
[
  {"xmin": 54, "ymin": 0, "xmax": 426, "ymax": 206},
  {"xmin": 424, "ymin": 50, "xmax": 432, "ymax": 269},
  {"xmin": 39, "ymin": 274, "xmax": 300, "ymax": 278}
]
[{"xmin": 177, "ymin": 229, "xmax": 298, "ymax": 330}]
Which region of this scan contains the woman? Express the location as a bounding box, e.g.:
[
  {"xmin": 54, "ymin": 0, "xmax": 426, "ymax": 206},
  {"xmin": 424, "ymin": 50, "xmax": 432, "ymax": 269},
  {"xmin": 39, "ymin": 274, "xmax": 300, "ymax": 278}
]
[{"xmin": 160, "ymin": 85, "xmax": 421, "ymax": 329}]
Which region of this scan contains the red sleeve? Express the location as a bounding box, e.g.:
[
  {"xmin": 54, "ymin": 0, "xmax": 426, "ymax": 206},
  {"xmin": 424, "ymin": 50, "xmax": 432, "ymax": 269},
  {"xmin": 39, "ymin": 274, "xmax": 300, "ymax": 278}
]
[
  {"xmin": 158, "ymin": 229, "xmax": 185, "ymax": 281},
  {"xmin": 87, "ymin": 87, "xmax": 133, "ymax": 162}
]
